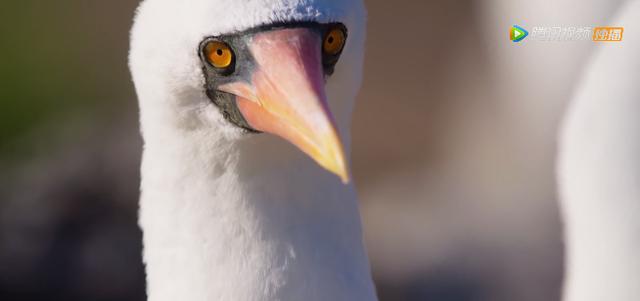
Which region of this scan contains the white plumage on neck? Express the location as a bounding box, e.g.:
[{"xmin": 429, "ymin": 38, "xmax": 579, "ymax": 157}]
[
  {"xmin": 558, "ymin": 1, "xmax": 640, "ymax": 300},
  {"xmin": 139, "ymin": 131, "xmax": 376, "ymax": 300}
]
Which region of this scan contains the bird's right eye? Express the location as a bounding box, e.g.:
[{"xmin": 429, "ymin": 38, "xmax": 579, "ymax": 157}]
[{"xmin": 205, "ymin": 40, "xmax": 234, "ymax": 70}]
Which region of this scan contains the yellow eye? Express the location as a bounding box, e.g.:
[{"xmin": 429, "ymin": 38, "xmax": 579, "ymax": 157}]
[
  {"xmin": 205, "ymin": 41, "xmax": 234, "ymax": 69},
  {"xmin": 323, "ymin": 27, "xmax": 346, "ymax": 56}
]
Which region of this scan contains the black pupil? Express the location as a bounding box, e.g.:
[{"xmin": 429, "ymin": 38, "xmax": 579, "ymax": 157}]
[
  {"xmin": 216, "ymin": 49, "xmax": 223, "ymax": 56},
  {"xmin": 328, "ymin": 36, "xmax": 335, "ymax": 44}
]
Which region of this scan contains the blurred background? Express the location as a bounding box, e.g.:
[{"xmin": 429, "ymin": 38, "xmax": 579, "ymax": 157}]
[{"xmin": 0, "ymin": 1, "xmax": 627, "ymax": 300}]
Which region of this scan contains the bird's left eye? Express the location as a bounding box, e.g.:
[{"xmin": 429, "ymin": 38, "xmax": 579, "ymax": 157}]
[
  {"xmin": 205, "ymin": 40, "xmax": 234, "ymax": 70},
  {"xmin": 323, "ymin": 27, "xmax": 346, "ymax": 56}
]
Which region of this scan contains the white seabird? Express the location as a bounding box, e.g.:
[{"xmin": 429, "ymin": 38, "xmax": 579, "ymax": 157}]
[{"xmin": 129, "ymin": 0, "xmax": 377, "ymax": 300}]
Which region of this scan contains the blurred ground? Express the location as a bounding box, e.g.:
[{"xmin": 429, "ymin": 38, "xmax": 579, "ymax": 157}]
[{"xmin": 0, "ymin": 0, "xmax": 624, "ymax": 300}]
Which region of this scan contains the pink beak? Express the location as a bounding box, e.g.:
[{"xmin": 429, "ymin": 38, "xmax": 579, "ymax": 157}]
[{"xmin": 219, "ymin": 28, "xmax": 350, "ymax": 183}]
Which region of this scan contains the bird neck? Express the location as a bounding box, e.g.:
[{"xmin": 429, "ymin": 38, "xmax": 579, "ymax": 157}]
[
  {"xmin": 559, "ymin": 87, "xmax": 640, "ymax": 301},
  {"xmin": 138, "ymin": 131, "xmax": 377, "ymax": 301}
]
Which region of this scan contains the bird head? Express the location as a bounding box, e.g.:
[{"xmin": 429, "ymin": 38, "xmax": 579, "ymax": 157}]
[{"xmin": 129, "ymin": 0, "xmax": 366, "ymax": 183}]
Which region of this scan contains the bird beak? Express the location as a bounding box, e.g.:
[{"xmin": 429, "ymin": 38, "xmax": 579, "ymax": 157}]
[{"xmin": 219, "ymin": 28, "xmax": 350, "ymax": 183}]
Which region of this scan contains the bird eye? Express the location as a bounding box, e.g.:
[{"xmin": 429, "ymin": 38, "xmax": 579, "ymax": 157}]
[
  {"xmin": 323, "ymin": 27, "xmax": 346, "ymax": 56},
  {"xmin": 205, "ymin": 40, "xmax": 234, "ymax": 69}
]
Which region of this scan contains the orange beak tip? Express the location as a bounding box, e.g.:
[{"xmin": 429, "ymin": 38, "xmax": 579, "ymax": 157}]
[
  {"xmin": 340, "ymin": 173, "xmax": 351, "ymax": 185},
  {"xmin": 322, "ymin": 164, "xmax": 350, "ymax": 184}
]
